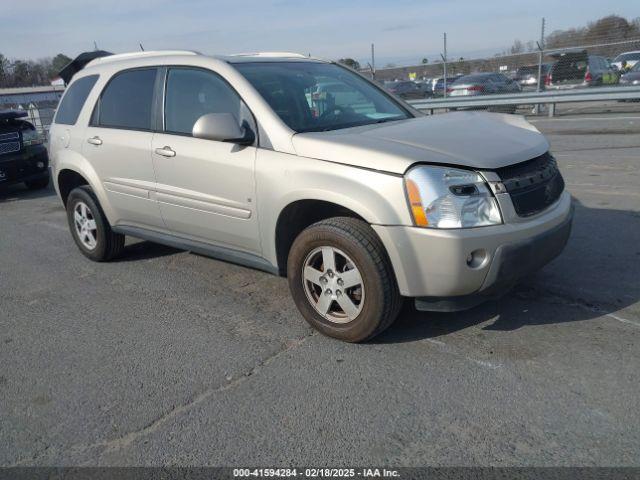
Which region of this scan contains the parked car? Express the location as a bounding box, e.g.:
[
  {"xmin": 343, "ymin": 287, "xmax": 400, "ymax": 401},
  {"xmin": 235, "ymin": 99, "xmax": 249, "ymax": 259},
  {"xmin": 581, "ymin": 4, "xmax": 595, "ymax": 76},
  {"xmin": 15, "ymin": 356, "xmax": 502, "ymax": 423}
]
[
  {"xmin": 611, "ymin": 51, "xmax": 640, "ymax": 72},
  {"xmin": 514, "ymin": 64, "xmax": 551, "ymax": 88},
  {"xmin": 431, "ymin": 74, "xmax": 464, "ymax": 96},
  {"xmin": 385, "ymin": 80, "xmax": 423, "ymax": 99},
  {"xmin": 448, "ymin": 72, "xmax": 521, "ymax": 96},
  {"xmin": 446, "ymin": 73, "xmax": 521, "ymax": 113},
  {"xmin": 49, "ymin": 51, "xmax": 572, "ymax": 342},
  {"xmin": 619, "ymin": 61, "xmax": 640, "ymax": 86},
  {"xmin": 545, "ymin": 51, "xmax": 618, "ymax": 89},
  {"xmin": 415, "ymin": 80, "xmax": 433, "ymax": 97},
  {"xmin": 0, "ymin": 109, "xmax": 49, "ymax": 190}
]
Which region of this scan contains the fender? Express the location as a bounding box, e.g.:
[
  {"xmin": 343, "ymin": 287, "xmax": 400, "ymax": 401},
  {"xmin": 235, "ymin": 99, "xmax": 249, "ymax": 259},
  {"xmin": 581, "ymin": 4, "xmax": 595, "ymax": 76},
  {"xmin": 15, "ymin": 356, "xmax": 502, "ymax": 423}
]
[
  {"xmin": 255, "ymin": 149, "xmax": 412, "ymax": 267},
  {"xmin": 53, "ymin": 149, "xmax": 118, "ymax": 224}
]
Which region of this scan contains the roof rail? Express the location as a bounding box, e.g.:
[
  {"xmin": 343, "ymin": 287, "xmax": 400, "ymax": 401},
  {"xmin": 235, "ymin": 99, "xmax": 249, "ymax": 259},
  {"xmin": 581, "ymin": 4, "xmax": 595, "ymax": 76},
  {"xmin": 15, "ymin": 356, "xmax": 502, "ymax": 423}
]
[
  {"xmin": 88, "ymin": 50, "xmax": 200, "ymax": 66},
  {"xmin": 229, "ymin": 51, "xmax": 309, "ymax": 58}
]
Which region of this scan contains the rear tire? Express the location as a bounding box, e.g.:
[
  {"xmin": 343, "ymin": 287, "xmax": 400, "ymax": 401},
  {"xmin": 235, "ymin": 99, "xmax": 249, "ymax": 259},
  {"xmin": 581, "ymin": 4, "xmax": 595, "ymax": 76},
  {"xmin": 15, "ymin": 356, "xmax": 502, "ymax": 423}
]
[
  {"xmin": 66, "ymin": 186, "xmax": 125, "ymax": 262},
  {"xmin": 287, "ymin": 217, "xmax": 402, "ymax": 342},
  {"xmin": 24, "ymin": 176, "xmax": 50, "ymax": 190}
]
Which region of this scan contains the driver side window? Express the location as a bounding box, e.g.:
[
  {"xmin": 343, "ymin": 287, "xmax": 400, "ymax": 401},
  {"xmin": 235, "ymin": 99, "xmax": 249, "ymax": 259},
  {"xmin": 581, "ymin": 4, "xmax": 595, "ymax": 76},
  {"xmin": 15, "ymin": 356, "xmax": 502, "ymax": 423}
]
[{"xmin": 164, "ymin": 68, "xmax": 253, "ymax": 136}]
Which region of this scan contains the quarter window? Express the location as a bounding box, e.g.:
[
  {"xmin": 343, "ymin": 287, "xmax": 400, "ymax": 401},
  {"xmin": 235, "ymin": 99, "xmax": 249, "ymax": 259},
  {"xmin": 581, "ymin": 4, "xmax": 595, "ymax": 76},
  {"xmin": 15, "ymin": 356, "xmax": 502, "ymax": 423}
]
[
  {"xmin": 96, "ymin": 68, "xmax": 157, "ymax": 130},
  {"xmin": 54, "ymin": 75, "xmax": 99, "ymax": 125},
  {"xmin": 164, "ymin": 68, "xmax": 250, "ymax": 136}
]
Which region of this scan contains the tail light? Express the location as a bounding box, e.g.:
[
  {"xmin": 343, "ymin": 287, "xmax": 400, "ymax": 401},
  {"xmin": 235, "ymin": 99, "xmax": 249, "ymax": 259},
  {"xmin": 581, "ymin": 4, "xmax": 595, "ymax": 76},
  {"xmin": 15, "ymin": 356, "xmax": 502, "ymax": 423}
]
[
  {"xmin": 544, "ymin": 73, "xmax": 552, "ymax": 86},
  {"xmin": 584, "ymin": 70, "xmax": 592, "ymax": 82},
  {"xmin": 467, "ymin": 85, "xmax": 484, "ymax": 92},
  {"xmin": 446, "ymin": 88, "xmax": 454, "ymax": 93}
]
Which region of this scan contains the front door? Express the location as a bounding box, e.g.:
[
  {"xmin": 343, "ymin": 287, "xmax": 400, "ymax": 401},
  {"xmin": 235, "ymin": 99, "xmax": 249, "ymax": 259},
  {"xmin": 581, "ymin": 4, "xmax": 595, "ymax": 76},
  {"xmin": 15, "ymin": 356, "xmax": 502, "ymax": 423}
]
[{"xmin": 151, "ymin": 67, "xmax": 260, "ymax": 254}]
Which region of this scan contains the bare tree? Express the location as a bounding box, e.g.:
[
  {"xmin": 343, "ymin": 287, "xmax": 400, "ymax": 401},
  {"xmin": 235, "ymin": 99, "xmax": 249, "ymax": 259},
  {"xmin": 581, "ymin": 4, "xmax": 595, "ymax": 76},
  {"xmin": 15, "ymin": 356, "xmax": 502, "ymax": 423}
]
[{"xmin": 510, "ymin": 39, "xmax": 524, "ymax": 54}]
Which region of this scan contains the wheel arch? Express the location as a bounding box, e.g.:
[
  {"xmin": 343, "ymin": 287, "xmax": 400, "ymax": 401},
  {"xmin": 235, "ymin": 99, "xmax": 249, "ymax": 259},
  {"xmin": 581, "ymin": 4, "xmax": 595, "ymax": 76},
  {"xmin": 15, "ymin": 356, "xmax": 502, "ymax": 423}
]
[
  {"xmin": 57, "ymin": 169, "xmax": 90, "ymax": 206},
  {"xmin": 274, "ymin": 198, "xmax": 374, "ymax": 276}
]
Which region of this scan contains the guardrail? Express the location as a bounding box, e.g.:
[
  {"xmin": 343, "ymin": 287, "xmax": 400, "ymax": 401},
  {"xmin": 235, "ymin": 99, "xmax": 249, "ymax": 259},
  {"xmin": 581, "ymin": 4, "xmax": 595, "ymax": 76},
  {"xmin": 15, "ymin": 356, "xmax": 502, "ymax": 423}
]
[{"xmin": 407, "ymin": 85, "xmax": 640, "ymax": 116}]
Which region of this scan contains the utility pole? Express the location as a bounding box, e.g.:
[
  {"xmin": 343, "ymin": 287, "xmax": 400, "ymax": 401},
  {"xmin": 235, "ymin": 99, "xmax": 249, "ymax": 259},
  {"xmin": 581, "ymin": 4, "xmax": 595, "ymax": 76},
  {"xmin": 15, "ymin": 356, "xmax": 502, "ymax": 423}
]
[
  {"xmin": 442, "ymin": 32, "xmax": 448, "ymax": 98},
  {"xmin": 534, "ymin": 18, "xmax": 546, "ymax": 114},
  {"xmin": 371, "ymin": 43, "xmax": 376, "ymax": 80}
]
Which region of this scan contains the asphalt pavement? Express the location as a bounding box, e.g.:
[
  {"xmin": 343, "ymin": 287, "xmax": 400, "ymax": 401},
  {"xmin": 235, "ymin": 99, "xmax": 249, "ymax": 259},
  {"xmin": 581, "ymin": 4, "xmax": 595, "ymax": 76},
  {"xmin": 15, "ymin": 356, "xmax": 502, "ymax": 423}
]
[{"xmin": 1, "ymin": 111, "xmax": 639, "ymax": 467}]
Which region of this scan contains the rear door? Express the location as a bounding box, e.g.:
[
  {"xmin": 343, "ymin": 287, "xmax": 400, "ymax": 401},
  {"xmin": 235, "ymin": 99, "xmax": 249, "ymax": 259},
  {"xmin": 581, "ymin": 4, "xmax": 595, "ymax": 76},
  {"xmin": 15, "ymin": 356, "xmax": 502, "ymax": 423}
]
[
  {"xmin": 596, "ymin": 57, "xmax": 618, "ymax": 85},
  {"xmin": 82, "ymin": 68, "xmax": 163, "ymax": 229},
  {"xmin": 151, "ymin": 67, "xmax": 260, "ymax": 254}
]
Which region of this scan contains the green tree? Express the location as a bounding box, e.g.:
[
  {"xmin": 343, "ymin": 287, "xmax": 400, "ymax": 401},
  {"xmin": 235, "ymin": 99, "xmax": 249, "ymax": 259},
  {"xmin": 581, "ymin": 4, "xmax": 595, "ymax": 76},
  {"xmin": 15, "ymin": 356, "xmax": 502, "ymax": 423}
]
[
  {"xmin": 50, "ymin": 53, "xmax": 72, "ymax": 77},
  {"xmin": 12, "ymin": 60, "xmax": 31, "ymax": 86},
  {"xmin": 338, "ymin": 58, "xmax": 361, "ymax": 70}
]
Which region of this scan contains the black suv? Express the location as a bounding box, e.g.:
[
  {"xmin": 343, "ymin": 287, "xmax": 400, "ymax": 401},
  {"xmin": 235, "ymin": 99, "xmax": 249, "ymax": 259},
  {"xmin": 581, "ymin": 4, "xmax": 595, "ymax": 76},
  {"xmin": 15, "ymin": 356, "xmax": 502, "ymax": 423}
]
[
  {"xmin": 0, "ymin": 110, "xmax": 49, "ymax": 190},
  {"xmin": 546, "ymin": 51, "xmax": 618, "ymax": 89}
]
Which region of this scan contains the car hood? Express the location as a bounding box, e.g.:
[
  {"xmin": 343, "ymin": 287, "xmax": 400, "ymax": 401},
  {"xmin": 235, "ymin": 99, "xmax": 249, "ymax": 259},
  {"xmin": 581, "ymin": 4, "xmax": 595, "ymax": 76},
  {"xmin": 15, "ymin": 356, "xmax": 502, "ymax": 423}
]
[{"xmin": 292, "ymin": 111, "xmax": 549, "ymax": 175}]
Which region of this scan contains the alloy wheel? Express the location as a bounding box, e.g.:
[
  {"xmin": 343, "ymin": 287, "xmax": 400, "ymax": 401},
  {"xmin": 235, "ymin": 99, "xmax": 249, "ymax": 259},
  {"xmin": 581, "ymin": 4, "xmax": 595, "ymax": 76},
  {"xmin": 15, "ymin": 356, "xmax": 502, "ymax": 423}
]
[
  {"xmin": 302, "ymin": 246, "xmax": 365, "ymax": 324},
  {"xmin": 73, "ymin": 201, "xmax": 98, "ymax": 250}
]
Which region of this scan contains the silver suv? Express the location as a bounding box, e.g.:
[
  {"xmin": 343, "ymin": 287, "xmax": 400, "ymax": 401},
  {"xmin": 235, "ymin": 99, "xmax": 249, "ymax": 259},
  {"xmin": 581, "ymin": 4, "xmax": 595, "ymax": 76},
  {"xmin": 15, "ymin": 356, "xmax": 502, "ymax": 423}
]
[{"xmin": 49, "ymin": 51, "xmax": 573, "ymax": 342}]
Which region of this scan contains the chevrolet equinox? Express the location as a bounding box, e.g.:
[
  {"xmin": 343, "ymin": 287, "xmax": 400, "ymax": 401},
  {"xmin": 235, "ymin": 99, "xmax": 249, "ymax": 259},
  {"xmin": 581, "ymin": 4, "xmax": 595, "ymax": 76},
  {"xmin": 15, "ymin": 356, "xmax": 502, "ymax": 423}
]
[{"xmin": 49, "ymin": 51, "xmax": 573, "ymax": 342}]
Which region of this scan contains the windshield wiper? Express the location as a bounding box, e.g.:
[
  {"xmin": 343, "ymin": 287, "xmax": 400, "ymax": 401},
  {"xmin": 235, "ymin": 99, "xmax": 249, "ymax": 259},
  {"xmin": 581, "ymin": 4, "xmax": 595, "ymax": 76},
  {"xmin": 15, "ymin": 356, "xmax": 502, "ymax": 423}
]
[
  {"xmin": 373, "ymin": 117, "xmax": 402, "ymax": 125},
  {"xmin": 300, "ymin": 117, "xmax": 404, "ymax": 133}
]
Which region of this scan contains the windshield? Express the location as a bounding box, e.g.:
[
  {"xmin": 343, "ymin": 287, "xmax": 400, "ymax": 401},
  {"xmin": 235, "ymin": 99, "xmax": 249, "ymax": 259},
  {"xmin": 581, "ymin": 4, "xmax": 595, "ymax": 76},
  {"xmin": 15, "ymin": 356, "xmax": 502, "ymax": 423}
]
[
  {"xmin": 234, "ymin": 61, "xmax": 412, "ymax": 133},
  {"xmin": 615, "ymin": 52, "xmax": 640, "ymax": 62}
]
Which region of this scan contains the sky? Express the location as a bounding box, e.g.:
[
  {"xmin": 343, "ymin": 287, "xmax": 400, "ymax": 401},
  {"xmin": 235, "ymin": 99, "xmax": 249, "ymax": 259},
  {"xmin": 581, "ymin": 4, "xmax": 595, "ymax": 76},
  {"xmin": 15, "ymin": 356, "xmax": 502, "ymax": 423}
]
[{"xmin": 3, "ymin": 0, "xmax": 638, "ymax": 66}]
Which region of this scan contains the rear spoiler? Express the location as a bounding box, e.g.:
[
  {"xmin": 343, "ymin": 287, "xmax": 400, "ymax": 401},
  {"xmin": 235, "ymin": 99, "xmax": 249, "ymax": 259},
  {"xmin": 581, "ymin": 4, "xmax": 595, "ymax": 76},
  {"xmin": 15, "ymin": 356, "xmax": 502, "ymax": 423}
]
[
  {"xmin": 0, "ymin": 109, "xmax": 28, "ymax": 121},
  {"xmin": 58, "ymin": 50, "xmax": 113, "ymax": 84}
]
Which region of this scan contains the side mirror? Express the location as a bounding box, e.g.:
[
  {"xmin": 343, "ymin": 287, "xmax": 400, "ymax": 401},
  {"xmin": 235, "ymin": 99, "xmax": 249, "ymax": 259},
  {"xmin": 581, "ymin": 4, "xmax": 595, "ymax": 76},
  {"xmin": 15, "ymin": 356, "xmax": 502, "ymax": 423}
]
[{"xmin": 192, "ymin": 113, "xmax": 255, "ymax": 145}]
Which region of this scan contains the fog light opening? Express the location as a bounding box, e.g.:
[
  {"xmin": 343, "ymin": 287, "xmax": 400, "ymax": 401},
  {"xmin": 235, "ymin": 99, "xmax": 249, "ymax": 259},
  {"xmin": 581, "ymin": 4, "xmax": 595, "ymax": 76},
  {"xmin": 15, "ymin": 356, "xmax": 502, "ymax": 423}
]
[{"xmin": 466, "ymin": 249, "xmax": 489, "ymax": 269}]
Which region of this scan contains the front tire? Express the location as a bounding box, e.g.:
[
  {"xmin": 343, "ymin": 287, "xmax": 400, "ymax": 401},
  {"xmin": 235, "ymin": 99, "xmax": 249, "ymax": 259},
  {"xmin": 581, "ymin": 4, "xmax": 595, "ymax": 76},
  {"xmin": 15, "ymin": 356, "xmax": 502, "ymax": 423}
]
[
  {"xmin": 287, "ymin": 217, "xmax": 402, "ymax": 342},
  {"xmin": 66, "ymin": 186, "xmax": 125, "ymax": 262}
]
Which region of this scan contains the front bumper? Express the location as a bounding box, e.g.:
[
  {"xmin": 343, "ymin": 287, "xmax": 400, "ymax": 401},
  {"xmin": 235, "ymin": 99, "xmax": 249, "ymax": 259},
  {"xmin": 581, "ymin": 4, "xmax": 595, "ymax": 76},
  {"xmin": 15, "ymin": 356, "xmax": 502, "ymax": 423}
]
[
  {"xmin": 373, "ymin": 191, "xmax": 573, "ymax": 307},
  {"xmin": 0, "ymin": 145, "xmax": 49, "ymax": 187}
]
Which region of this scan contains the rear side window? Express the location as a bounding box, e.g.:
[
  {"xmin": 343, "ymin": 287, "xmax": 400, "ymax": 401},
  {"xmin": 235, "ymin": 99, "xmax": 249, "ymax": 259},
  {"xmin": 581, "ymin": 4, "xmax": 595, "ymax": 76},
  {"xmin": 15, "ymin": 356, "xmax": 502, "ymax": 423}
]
[
  {"xmin": 95, "ymin": 68, "xmax": 157, "ymax": 131},
  {"xmin": 54, "ymin": 75, "xmax": 99, "ymax": 125}
]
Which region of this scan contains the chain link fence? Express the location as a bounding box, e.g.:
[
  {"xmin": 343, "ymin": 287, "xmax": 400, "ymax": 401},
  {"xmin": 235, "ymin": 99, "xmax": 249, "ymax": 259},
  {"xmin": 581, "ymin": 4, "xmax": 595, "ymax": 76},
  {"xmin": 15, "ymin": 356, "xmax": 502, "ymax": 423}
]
[
  {"xmin": 0, "ymin": 95, "xmax": 60, "ymax": 141},
  {"xmin": 366, "ymin": 16, "xmax": 640, "ymax": 104}
]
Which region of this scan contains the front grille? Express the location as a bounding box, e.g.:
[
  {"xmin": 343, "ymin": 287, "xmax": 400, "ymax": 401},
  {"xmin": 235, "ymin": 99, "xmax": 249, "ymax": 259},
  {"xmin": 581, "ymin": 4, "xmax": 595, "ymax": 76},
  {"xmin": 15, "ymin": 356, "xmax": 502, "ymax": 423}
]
[
  {"xmin": 0, "ymin": 131, "xmax": 21, "ymax": 156},
  {"xmin": 495, "ymin": 152, "xmax": 565, "ymax": 217},
  {"xmin": 0, "ymin": 141, "xmax": 20, "ymax": 156},
  {"xmin": 0, "ymin": 132, "xmax": 19, "ymax": 142}
]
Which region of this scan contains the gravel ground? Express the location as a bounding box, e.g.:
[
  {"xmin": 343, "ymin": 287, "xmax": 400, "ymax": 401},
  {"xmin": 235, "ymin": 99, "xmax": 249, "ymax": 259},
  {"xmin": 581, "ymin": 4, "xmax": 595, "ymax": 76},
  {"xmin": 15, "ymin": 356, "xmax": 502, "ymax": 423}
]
[{"xmin": 1, "ymin": 111, "xmax": 639, "ymax": 467}]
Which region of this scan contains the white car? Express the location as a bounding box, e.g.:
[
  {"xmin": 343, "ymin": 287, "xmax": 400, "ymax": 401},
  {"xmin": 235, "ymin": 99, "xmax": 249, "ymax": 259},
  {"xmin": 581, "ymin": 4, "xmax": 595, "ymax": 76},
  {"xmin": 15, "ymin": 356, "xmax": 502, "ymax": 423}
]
[
  {"xmin": 612, "ymin": 51, "xmax": 640, "ymax": 71},
  {"xmin": 49, "ymin": 51, "xmax": 572, "ymax": 342}
]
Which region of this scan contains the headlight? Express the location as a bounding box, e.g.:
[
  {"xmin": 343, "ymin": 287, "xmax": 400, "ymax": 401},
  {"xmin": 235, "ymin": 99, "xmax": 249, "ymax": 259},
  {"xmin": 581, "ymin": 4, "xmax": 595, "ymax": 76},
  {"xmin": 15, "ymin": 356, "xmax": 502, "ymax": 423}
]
[
  {"xmin": 22, "ymin": 129, "xmax": 44, "ymax": 147},
  {"xmin": 405, "ymin": 165, "xmax": 502, "ymax": 228}
]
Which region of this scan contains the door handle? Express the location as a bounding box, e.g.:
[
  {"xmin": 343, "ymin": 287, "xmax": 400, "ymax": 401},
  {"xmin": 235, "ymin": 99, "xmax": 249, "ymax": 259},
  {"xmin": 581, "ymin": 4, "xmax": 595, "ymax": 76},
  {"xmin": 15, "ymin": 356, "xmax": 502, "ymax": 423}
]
[
  {"xmin": 154, "ymin": 146, "xmax": 176, "ymax": 157},
  {"xmin": 87, "ymin": 136, "xmax": 102, "ymax": 146}
]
